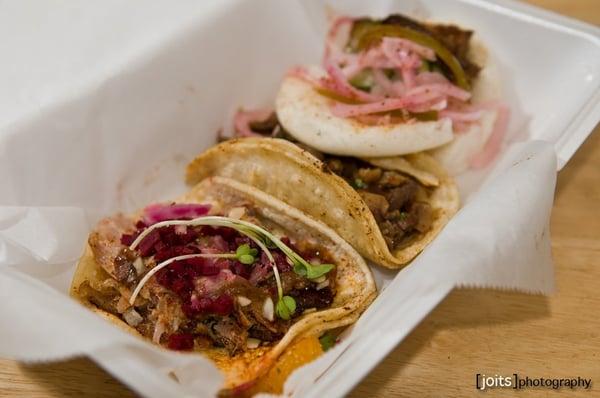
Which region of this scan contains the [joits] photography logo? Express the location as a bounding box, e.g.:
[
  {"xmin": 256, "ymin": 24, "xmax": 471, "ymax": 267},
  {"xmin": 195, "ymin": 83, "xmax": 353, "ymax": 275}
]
[{"xmin": 476, "ymin": 374, "xmax": 592, "ymax": 391}]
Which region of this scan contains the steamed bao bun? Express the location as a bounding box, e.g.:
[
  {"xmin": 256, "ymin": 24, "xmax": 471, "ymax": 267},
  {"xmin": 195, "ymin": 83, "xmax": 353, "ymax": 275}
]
[
  {"xmin": 275, "ymin": 70, "xmax": 454, "ymax": 157},
  {"xmin": 275, "ymin": 39, "xmax": 502, "ymax": 175}
]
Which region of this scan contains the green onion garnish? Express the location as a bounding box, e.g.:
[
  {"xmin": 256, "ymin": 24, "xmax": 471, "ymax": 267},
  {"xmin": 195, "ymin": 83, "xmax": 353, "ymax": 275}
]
[
  {"xmin": 275, "ymin": 295, "xmax": 297, "ymax": 320},
  {"xmin": 319, "ymin": 332, "xmax": 337, "ymax": 351}
]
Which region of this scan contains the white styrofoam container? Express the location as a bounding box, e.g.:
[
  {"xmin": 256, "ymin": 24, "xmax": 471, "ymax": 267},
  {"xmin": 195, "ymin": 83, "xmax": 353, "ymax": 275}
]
[{"xmin": 0, "ymin": 0, "xmax": 598, "ymax": 397}]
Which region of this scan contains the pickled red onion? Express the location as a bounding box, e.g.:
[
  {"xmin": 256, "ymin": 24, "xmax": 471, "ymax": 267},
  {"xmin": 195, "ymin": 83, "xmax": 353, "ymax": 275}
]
[
  {"xmin": 470, "ymin": 104, "xmax": 510, "ymax": 168},
  {"xmin": 406, "ymin": 83, "xmax": 471, "ymax": 102},
  {"xmin": 324, "ymin": 16, "xmax": 355, "ymax": 63},
  {"xmin": 372, "ymin": 69, "xmax": 396, "ymax": 96},
  {"xmin": 143, "ymin": 203, "xmax": 211, "ymax": 225},
  {"xmin": 400, "ymin": 67, "xmax": 416, "ymax": 90},
  {"xmin": 415, "ymin": 71, "xmax": 449, "ymax": 85},
  {"xmin": 323, "ymin": 60, "xmax": 381, "ymax": 102},
  {"xmin": 331, "ymin": 90, "xmax": 442, "ymax": 117},
  {"xmin": 234, "ymin": 108, "xmax": 273, "ymax": 137},
  {"xmin": 408, "ymin": 98, "xmax": 447, "ymax": 113},
  {"xmin": 381, "ymin": 43, "xmax": 425, "ymax": 70},
  {"xmin": 381, "ymin": 37, "xmax": 436, "ymax": 61},
  {"xmin": 439, "ymin": 109, "xmax": 484, "ymax": 123}
]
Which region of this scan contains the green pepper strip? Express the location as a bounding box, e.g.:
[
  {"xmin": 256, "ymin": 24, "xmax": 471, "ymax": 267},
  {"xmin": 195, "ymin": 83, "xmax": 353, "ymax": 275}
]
[
  {"xmin": 355, "ymin": 25, "xmax": 470, "ymax": 90},
  {"xmin": 411, "ymin": 110, "xmax": 438, "ymax": 121}
]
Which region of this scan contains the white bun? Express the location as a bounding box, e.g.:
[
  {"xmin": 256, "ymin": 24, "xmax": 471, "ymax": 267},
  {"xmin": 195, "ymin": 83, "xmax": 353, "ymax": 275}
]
[{"xmin": 275, "ymin": 72, "xmax": 454, "ymax": 157}]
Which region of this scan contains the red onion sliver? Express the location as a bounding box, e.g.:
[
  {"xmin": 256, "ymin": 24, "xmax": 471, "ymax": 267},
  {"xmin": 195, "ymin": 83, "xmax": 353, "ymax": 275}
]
[
  {"xmin": 371, "ymin": 68, "xmax": 395, "ymax": 96},
  {"xmin": 143, "ymin": 203, "xmax": 211, "ymax": 225},
  {"xmin": 358, "ymin": 47, "xmax": 395, "ymax": 70},
  {"xmin": 233, "ymin": 108, "xmax": 272, "ymax": 137},
  {"xmin": 288, "ymin": 16, "xmax": 480, "ymax": 117},
  {"xmin": 381, "ymin": 37, "xmax": 436, "ymax": 61},
  {"xmin": 331, "ymin": 90, "xmax": 441, "ymax": 117},
  {"xmin": 439, "ymin": 109, "xmax": 484, "ymax": 123},
  {"xmin": 406, "ymin": 83, "xmax": 471, "ymax": 102},
  {"xmin": 381, "ymin": 43, "xmax": 423, "ymax": 70},
  {"xmin": 415, "ymin": 71, "xmax": 450, "ymax": 85},
  {"xmin": 323, "ymin": 16, "xmax": 355, "ymax": 63},
  {"xmin": 323, "ymin": 60, "xmax": 381, "ymax": 102},
  {"xmin": 407, "ymin": 98, "xmax": 447, "ymax": 113},
  {"xmin": 400, "ymin": 67, "xmax": 416, "ymax": 90},
  {"xmin": 470, "ymin": 104, "xmax": 510, "ymax": 169}
]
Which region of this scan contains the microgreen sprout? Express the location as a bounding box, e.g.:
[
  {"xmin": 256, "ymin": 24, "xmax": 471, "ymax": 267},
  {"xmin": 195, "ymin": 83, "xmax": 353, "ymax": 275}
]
[
  {"xmin": 319, "ymin": 332, "xmax": 337, "ymax": 351},
  {"xmin": 129, "ymin": 216, "xmax": 334, "ymax": 319},
  {"xmin": 275, "ymin": 295, "xmax": 297, "ymax": 320},
  {"xmin": 235, "ymin": 244, "xmax": 258, "ymax": 264},
  {"xmin": 352, "ymin": 178, "xmax": 367, "ymax": 189}
]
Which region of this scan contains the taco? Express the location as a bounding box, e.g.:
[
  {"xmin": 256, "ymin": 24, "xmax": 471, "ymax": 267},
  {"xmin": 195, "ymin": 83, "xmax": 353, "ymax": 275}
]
[
  {"xmin": 241, "ymin": 14, "xmax": 508, "ymax": 174},
  {"xmin": 186, "ymin": 138, "xmax": 459, "ymax": 268},
  {"xmin": 70, "ymin": 176, "xmax": 376, "ymax": 394}
]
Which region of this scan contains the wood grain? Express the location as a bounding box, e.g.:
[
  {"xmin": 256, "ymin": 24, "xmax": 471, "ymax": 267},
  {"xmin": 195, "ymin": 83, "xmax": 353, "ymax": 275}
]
[{"xmin": 0, "ymin": 1, "xmax": 599, "ymax": 397}]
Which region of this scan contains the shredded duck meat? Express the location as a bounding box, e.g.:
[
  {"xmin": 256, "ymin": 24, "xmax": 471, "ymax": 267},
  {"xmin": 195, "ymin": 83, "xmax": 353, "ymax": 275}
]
[
  {"xmin": 86, "ymin": 208, "xmax": 337, "ymax": 356},
  {"xmin": 322, "ymin": 155, "xmax": 433, "ymax": 250}
]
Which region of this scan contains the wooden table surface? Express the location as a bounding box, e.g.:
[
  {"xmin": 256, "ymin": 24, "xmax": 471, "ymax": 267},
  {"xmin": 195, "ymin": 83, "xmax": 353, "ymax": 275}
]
[{"xmin": 1, "ymin": 1, "xmax": 599, "ymax": 397}]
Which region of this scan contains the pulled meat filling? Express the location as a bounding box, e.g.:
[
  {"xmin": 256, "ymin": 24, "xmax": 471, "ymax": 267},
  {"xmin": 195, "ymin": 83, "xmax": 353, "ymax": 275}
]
[
  {"xmin": 88, "ymin": 211, "xmax": 337, "ymax": 356},
  {"xmin": 232, "ymin": 114, "xmax": 434, "ymax": 251},
  {"xmin": 379, "ymin": 14, "xmax": 481, "ymax": 83},
  {"xmin": 322, "ymin": 156, "xmax": 433, "ymax": 250}
]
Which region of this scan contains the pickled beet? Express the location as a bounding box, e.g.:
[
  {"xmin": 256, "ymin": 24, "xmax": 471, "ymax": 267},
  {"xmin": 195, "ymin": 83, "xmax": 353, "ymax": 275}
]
[
  {"xmin": 211, "ymin": 235, "xmax": 230, "ymax": 252},
  {"xmin": 189, "ymin": 295, "xmax": 213, "ymax": 312},
  {"xmin": 229, "ymin": 261, "xmax": 251, "ymax": 279},
  {"xmin": 234, "ymin": 236, "xmax": 258, "ymax": 250},
  {"xmin": 143, "ymin": 203, "xmax": 210, "ymax": 226},
  {"xmin": 170, "ymin": 278, "xmax": 192, "ymax": 297},
  {"xmin": 154, "ymin": 245, "xmax": 195, "ymax": 262},
  {"xmin": 167, "ymin": 333, "xmax": 195, "ymax": 350},
  {"xmin": 249, "ymin": 257, "xmax": 272, "ymax": 285},
  {"xmin": 138, "ymin": 229, "xmax": 161, "ymax": 256},
  {"xmin": 135, "ymin": 220, "xmax": 147, "ymax": 229},
  {"xmin": 186, "ymin": 257, "xmax": 221, "ymax": 276},
  {"xmin": 211, "ymin": 294, "xmax": 234, "ymax": 315},
  {"xmin": 201, "ymin": 226, "xmax": 238, "ymax": 240},
  {"xmin": 184, "ymin": 294, "xmax": 233, "ymax": 317},
  {"xmin": 119, "ymin": 211, "xmax": 330, "ymax": 326},
  {"xmin": 120, "ymin": 230, "xmax": 140, "ymax": 246},
  {"xmin": 272, "ymin": 251, "xmax": 292, "ymax": 273}
]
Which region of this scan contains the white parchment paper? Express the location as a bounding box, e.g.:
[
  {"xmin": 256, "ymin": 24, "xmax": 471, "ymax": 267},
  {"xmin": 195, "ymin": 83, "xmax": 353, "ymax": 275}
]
[{"xmin": 1, "ymin": 0, "xmax": 596, "ymax": 397}]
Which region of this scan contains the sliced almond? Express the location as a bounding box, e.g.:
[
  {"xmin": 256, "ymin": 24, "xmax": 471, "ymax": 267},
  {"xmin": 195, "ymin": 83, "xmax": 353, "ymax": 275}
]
[
  {"xmin": 228, "ymin": 206, "xmax": 246, "ymax": 220},
  {"xmin": 262, "ymin": 297, "xmax": 274, "ymax": 322},
  {"xmin": 246, "ymin": 338, "xmax": 261, "ymax": 349},
  {"xmin": 123, "ymin": 308, "xmax": 143, "ymax": 327},
  {"xmin": 132, "ymin": 257, "xmax": 145, "ymax": 275},
  {"xmin": 237, "ymin": 296, "xmax": 252, "ymax": 307},
  {"xmin": 316, "ymin": 280, "xmax": 330, "ymax": 291}
]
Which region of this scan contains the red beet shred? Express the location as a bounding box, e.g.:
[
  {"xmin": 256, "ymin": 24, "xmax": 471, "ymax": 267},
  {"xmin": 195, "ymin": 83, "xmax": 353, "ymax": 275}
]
[
  {"xmin": 167, "ymin": 333, "xmax": 195, "ymax": 350},
  {"xmin": 121, "ymin": 203, "xmax": 325, "ymax": 352}
]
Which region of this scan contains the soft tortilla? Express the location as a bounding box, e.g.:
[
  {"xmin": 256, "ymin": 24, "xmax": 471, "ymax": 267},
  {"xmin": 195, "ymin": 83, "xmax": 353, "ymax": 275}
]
[
  {"xmin": 360, "ymin": 156, "xmax": 440, "ymax": 187},
  {"xmin": 186, "ymin": 138, "xmax": 459, "ymax": 268},
  {"xmin": 70, "ymin": 176, "xmax": 376, "ymax": 391}
]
